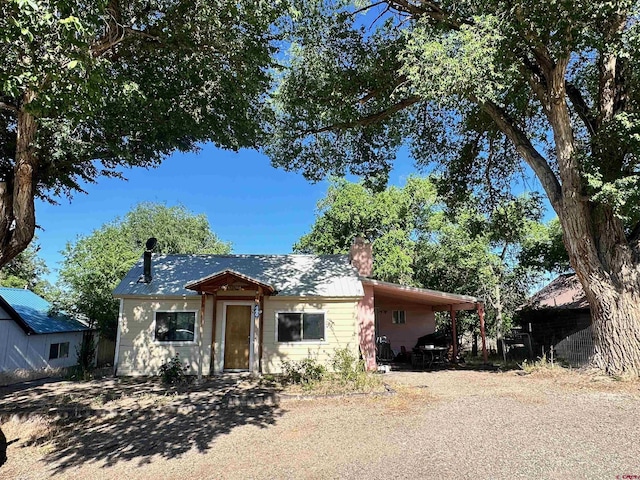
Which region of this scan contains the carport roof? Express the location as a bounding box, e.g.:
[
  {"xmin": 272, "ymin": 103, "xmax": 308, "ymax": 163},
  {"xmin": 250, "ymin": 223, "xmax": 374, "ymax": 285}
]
[{"xmin": 361, "ymin": 278, "xmax": 483, "ymax": 310}]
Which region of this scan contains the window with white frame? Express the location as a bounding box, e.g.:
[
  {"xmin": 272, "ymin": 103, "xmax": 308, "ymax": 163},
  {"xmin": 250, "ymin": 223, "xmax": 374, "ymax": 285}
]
[
  {"xmin": 392, "ymin": 310, "xmax": 406, "ymax": 324},
  {"xmin": 154, "ymin": 311, "xmax": 196, "ymax": 342},
  {"xmin": 277, "ymin": 312, "xmax": 325, "ymax": 342},
  {"xmin": 49, "ymin": 342, "xmax": 69, "ymax": 360}
]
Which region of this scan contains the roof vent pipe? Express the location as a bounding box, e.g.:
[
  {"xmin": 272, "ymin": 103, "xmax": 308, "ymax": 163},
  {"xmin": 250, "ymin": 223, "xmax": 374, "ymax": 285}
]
[{"xmin": 143, "ymin": 237, "xmax": 157, "ymax": 284}]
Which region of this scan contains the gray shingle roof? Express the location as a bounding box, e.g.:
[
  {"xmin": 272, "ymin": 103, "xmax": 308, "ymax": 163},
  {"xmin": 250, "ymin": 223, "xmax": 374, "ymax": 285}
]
[
  {"xmin": 113, "ymin": 254, "xmax": 364, "ymax": 298},
  {"xmin": 0, "ymin": 287, "xmax": 90, "ymax": 334}
]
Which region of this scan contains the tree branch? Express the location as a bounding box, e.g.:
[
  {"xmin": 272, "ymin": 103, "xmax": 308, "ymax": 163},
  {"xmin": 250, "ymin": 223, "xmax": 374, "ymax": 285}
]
[
  {"xmin": 308, "ymin": 96, "xmax": 420, "ymax": 134},
  {"xmin": 0, "ymin": 101, "xmax": 18, "ymax": 113},
  {"xmin": 565, "ymin": 81, "xmax": 596, "ymax": 136},
  {"xmin": 480, "ymin": 99, "xmax": 563, "ymax": 213}
]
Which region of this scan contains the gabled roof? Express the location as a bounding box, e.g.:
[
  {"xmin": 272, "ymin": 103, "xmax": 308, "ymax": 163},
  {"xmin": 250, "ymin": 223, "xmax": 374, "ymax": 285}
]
[
  {"xmin": 521, "ymin": 273, "xmax": 589, "ymax": 311},
  {"xmin": 113, "ymin": 254, "xmax": 364, "ymax": 298},
  {"xmin": 184, "ymin": 269, "xmax": 277, "ymax": 294},
  {"xmin": 0, "ymin": 287, "xmax": 90, "ymax": 335}
]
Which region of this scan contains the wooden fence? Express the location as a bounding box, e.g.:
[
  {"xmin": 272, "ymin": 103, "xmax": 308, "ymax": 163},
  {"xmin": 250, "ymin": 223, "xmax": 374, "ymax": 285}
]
[
  {"xmin": 554, "ymin": 326, "xmax": 594, "ymax": 366},
  {"xmin": 95, "ymin": 337, "xmax": 116, "ymax": 367}
]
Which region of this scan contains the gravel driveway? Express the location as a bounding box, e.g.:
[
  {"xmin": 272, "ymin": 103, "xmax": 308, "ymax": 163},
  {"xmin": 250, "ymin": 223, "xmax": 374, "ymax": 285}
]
[{"xmin": 1, "ymin": 369, "xmax": 639, "ymax": 479}]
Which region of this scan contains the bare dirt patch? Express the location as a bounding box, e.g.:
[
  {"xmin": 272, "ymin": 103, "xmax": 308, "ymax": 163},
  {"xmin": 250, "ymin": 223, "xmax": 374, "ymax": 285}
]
[{"xmin": 1, "ymin": 369, "xmax": 639, "ymax": 479}]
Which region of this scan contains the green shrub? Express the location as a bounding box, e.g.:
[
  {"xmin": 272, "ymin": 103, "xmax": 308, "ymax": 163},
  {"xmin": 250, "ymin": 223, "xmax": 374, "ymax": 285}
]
[
  {"xmin": 281, "ymin": 357, "xmax": 326, "ymax": 385},
  {"xmin": 159, "ymin": 353, "xmax": 189, "ymax": 385},
  {"xmin": 331, "ymin": 347, "xmax": 365, "ymax": 382}
]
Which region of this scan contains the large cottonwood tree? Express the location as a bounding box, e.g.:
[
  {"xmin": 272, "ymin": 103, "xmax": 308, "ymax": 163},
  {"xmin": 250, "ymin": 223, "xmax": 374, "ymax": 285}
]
[
  {"xmin": 0, "ymin": 0, "xmax": 277, "ymax": 266},
  {"xmin": 267, "ymin": 1, "xmax": 640, "ymax": 375}
]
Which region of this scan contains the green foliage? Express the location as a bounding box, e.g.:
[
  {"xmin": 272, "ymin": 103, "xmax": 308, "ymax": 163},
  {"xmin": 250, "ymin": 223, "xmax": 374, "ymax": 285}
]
[
  {"xmin": 56, "ymin": 202, "xmax": 231, "ymax": 339},
  {"xmin": 159, "ymin": 354, "xmax": 190, "ymax": 385},
  {"xmin": 296, "ymin": 177, "xmax": 551, "ymax": 337},
  {"xmin": 267, "ymin": 0, "xmax": 640, "ymax": 224},
  {"xmin": 281, "ymin": 357, "xmax": 327, "ymax": 386},
  {"xmin": 0, "ymin": 0, "xmax": 280, "ymax": 267},
  {"xmin": 519, "ymin": 218, "xmax": 571, "ymax": 273},
  {"xmin": 330, "ymin": 347, "xmax": 365, "ymax": 382},
  {"xmin": 0, "ymin": 238, "xmax": 52, "ymax": 298},
  {"xmin": 294, "ymin": 176, "xmax": 438, "ymax": 284},
  {"xmin": 280, "ymin": 349, "xmax": 380, "ymax": 394}
]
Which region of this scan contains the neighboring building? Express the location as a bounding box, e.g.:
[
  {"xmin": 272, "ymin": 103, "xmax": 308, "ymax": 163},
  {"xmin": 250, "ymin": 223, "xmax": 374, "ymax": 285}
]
[
  {"xmin": 0, "ymin": 287, "xmax": 90, "ymax": 373},
  {"xmin": 113, "ymin": 239, "xmax": 487, "ymax": 376},
  {"xmin": 518, "ymin": 273, "xmax": 593, "ymax": 364}
]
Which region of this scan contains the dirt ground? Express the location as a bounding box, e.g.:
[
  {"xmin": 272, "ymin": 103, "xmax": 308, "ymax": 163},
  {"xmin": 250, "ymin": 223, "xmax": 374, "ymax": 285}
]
[{"xmin": 1, "ymin": 368, "xmax": 639, "ymax": 480}]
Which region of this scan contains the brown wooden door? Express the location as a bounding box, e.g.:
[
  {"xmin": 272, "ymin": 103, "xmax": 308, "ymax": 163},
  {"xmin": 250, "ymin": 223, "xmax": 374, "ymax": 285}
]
[{"xmin": 224, "ymin": 305, "xmax": 252, "ymax": 370}]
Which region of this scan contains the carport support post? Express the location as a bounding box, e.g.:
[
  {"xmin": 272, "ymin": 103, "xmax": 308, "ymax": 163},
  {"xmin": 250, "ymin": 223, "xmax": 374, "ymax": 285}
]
[
  {"xmin": 450, "ymin": 306, "xmax": 458, "ymax": 362},
  {"xmin": 477, "ymin": 303, "xmax": 488, "ymax": 363}
]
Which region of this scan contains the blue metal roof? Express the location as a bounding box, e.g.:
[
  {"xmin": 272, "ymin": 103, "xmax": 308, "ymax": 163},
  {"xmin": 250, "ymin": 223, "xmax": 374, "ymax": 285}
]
[{"xmin": 0, "ymin": 287, "xmax": 90, "ymax": 334}]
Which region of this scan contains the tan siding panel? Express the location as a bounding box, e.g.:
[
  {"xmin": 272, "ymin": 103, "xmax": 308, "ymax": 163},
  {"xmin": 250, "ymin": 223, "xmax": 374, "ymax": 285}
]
[
  {"xmin": 117, "ymin": 298, "xmax": 213, "ymax": 376},
  {"xmin": 261, "ymin": 298, "xmax": 359, "ymax": 374}
]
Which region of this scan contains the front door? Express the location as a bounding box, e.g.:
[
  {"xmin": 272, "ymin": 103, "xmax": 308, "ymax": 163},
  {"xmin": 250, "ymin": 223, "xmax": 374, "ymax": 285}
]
[{"xmin": 224, "ymin": 305, "xmax": 252, "ymax": 370}]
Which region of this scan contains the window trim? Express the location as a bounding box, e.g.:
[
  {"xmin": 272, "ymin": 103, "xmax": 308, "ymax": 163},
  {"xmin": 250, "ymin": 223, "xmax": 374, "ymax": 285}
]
[
  {"xmin": 49, "ymin": 341, "xmax": 70, "ymax": 360},
  {"xmin": 152, "ymin": 310, "xmax": 199, "ymax": 345},
  {"xmin": 275, "ymin": 310, "xmax": 327, "ymax": 344},
  {"xmin": 392, "ymin": 310, "xmax": 406, "ymax": 325}
]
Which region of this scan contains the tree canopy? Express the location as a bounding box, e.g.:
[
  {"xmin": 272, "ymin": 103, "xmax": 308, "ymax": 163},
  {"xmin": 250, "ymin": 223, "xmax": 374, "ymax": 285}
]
[
  {"xmin": 0, "ymin": 0, "xmax": 279, "ymax": 266},
  {"xmin": 296, "ymin": 177, "xmax": 548, "ymax": 337},
  {"xmin": 57, "ymin": 202, "xmax": 231, "ymax": 339},
  {"xmin": 269, "ymin": 1, "xmax": 640, "ymax": 375}
]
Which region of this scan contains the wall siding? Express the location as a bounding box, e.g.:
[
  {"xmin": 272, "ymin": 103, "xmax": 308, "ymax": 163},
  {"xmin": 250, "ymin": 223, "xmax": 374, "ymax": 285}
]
[
  {"xmin": 260, "ymin": 297, "xmax": 360, "ymax": 374},
  {"xmin": 376, "ymin": 305, "xmax": 435, "ymax": 352},
  {"xmin": 116, "ymin": 297, "xmax": 213, "ymax": 376},
  {"xmin": 0, "ymin": 318, "xmax": 83, "ymax": 372}
]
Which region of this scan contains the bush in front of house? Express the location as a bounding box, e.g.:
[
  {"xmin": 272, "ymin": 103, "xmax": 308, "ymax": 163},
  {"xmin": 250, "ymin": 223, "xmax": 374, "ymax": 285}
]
[
  {"xmin": 281, "ymin": 357, "xmax": 326, "ymax": 386},
  {"xmin": 280, "ymin": 348, "xmax": 381, "ymax": 394},
  {"xmin": 159, "ymin": 353, "xmax": 190, "ymax": 385}
]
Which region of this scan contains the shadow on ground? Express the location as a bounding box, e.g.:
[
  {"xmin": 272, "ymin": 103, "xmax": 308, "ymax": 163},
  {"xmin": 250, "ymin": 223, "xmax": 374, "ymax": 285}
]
[{"xmin": 0, "ymin": 377, "xmax": 284, "ymax": 472}]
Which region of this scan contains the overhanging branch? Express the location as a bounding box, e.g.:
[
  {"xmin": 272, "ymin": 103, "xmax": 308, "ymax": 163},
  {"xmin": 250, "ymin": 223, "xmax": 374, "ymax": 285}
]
[
  {"xmin": 308, "ymin": 96, "xmax": 420, "ymax": 134},
  {"xmin": 480, "ymin": 99, "xmax": 563, "ymax": 213}
]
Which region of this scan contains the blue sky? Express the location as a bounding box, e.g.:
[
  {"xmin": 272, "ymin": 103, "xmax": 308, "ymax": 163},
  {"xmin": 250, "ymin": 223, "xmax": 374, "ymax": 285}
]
[{"xmin": 35, "ymin": 144, "xmax": 420, "ymax": 282}]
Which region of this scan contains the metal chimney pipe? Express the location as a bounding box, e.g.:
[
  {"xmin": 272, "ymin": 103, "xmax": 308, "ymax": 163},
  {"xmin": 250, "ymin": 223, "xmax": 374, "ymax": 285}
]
[{"xmin": 143, "ymin": 251, "xmax": 152, "ymax": 283}]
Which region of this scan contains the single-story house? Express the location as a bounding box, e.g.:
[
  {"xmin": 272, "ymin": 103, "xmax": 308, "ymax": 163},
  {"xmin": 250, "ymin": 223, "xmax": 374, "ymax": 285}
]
[
  {"xmin": 0, "ymin": 287, "xmax": 90, "ymax": 372},
  {"xmin": 113, "ymin": 238, "xmax": 488, "ymax": 377},
  {"xmin": 518, "ymin": 273, "xmax": 593, "ymax": 364}
]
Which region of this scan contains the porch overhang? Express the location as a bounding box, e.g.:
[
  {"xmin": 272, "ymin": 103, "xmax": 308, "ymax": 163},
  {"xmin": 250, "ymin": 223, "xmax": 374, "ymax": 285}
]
[
  {"xmin": 361, "ymin": 278, "xmax": 482, "ymax": 310},
  {"xmin": 184, "ymin": 269, "xmax": 277, "ymax": 295},
  {"xmin": 362, "ymin": 278, "xmax": 488, "ymax": 363}
]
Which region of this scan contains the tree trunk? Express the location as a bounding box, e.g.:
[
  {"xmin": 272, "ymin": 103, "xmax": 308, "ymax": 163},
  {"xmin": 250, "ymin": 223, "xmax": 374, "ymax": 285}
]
[{"xmin": 0, "ymin": 90, "xmax": 38, "ymax": 267}]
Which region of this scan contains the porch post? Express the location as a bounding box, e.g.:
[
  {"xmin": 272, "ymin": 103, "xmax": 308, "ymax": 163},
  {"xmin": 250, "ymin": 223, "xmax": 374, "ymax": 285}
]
[
  {"xmin": 197, "ymin": 293, "xmax": 206, "ymax": 382},
  {"xmin": 254, "ymin": 288, "xmax": 262, "ymax": 374},
  {"xmin": 477, "ymin": 302, "xmax": 488, "ymax": 363},
  {"xmin": 450, "ymin": 306, "xmax": 458, "ymax": 362}
]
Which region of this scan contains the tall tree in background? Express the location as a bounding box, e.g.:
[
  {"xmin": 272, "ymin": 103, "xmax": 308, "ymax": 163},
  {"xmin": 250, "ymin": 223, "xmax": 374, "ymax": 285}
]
[
  {"xmin": 57, "ymin": 203, "xmax": 231, "ymax": 339},
  {"xmin": 296, "ymin": 177, "xmax": 544, "ymax": 338},
  {"xmin": 0, "ymin": 0, "xmax": 278, "ymax": 267},
  {"xmin": 269, "ymin": 1, "xmax": 640, "ymax": 375}
]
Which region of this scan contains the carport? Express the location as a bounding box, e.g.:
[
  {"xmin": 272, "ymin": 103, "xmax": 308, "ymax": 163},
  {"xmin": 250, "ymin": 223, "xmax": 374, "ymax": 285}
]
[{"xmin": 359, "ymin": 279, "xmax": 488, "ymax": 366}]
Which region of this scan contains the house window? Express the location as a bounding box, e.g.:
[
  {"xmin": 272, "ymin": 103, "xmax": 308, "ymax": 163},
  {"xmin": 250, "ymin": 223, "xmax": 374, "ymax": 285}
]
[
  {"xmin": 277, "ymin": 312, "xmax": 325, "ymax": 342},
  {"xmin": 392, "ymin": 310, "xmax": 406, "ymax": 324},
  {"xmin": 49, "ymin": 342, "xmax": 69, "ymax": 360},
  {"xmin": 154, "ymin": 311, "xmax": 196, "ymax": 342}
]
